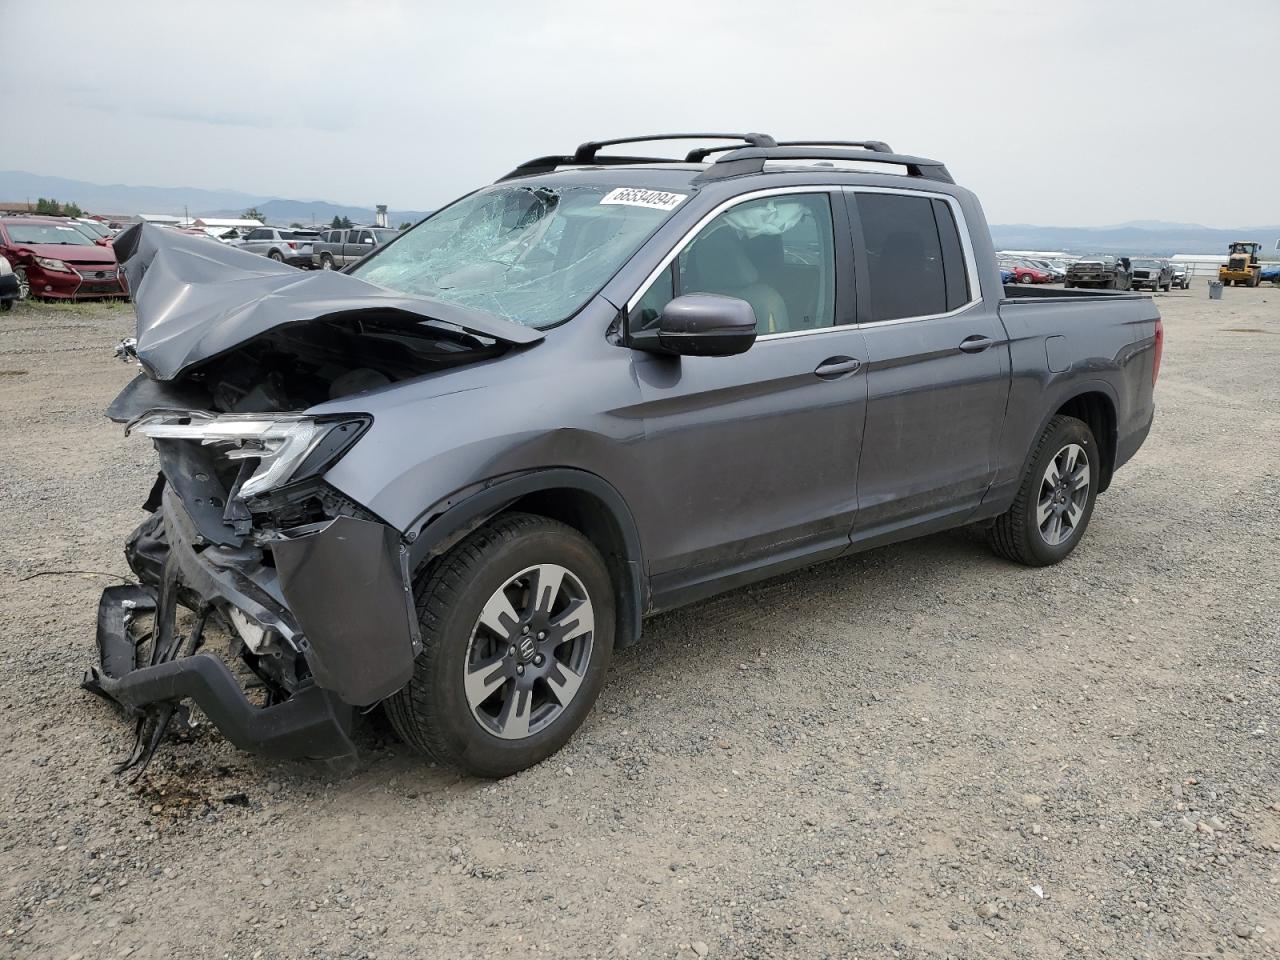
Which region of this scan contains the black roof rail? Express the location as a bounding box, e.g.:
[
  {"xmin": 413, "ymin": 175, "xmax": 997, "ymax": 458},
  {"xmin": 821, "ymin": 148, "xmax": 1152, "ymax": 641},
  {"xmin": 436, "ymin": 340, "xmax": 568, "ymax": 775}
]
[
  {"xmin": 498, "ymin": 133, "xmax": 779, "ymax": 181},
  {"xmin": 775, "ymin": 139, "xmax": 895, "ymax": 153},
  {"xmin": 572, "ymin": 133, "xmax": 776, "ymax": 164},
  {"xmin": 696, "ymin": 146, "xmax": 953, "ymax": 183}
]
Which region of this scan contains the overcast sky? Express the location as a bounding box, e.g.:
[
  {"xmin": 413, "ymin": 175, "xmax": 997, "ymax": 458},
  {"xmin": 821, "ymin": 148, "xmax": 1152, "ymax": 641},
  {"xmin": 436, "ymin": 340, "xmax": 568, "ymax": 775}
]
[{"xmin": 4, "ymin": 0, "xmax": 1277, "ymax": 227}]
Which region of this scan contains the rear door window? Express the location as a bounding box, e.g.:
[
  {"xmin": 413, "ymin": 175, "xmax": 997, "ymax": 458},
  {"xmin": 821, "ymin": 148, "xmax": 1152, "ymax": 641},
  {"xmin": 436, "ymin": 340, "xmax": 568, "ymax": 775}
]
[{"xmin": 855, "ymin": 192, "xmax": 971, "ymax": 322}]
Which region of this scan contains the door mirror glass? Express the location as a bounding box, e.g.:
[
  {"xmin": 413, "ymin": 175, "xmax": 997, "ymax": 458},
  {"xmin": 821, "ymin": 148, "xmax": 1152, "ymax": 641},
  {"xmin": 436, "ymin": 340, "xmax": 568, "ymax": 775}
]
[{"xmin": 635, "ymin": 293, "xmax": 757, "ymax": 357}]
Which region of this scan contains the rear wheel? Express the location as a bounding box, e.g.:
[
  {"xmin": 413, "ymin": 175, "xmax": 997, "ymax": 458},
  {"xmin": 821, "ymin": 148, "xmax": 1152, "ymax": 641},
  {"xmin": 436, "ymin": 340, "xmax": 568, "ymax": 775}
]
[
  {"xmin": 268, "ymin": 250, "xmax": 285, "ymax": 262},
  {"xmin": 989, "ymin": 415, "xmax": 1098, "ymax": 566},
  {"xmin": 385, "ymin": 512, "xmax": 615, "ymax": 778},
  {"xmin": 320, "ymin": 254, "xmax": 335, "ymax": 270}
]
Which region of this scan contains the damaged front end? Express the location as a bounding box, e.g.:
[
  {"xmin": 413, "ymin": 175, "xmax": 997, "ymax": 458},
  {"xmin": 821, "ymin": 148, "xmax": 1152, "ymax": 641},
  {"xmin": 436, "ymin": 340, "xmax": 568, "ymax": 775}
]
[{"xmin": 86, "ymin": 224, "xmax": 540, "ymax": 774}]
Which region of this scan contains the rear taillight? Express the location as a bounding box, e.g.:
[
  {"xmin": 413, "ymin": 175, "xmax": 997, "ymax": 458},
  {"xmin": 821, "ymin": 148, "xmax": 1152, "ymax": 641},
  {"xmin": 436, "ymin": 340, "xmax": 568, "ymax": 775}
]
[
  {"xmin": 1152, "ymin": 317, "xmax": 1164, "ymax": 385},
  {"xmin": 287, "ymin": 241, "xmax": 297, "ymax": 250}
]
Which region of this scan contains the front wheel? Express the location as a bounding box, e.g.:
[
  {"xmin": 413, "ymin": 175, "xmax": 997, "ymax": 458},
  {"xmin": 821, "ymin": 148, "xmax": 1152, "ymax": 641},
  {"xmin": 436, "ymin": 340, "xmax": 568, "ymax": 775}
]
[
  {"xmin": 1019, "ymin": 274, "xmax": 1034, "ymax": 284},
  {"xmin": 13, "ymin": 267, "xmax": 30, "ymax": 301},
  {"xmin": 988, "ymin": 415, "xmax": 1098, "ymax": 566},
  {"xmin": 384, "ymin": 512, "xmax": 615, "ymax": 778}
]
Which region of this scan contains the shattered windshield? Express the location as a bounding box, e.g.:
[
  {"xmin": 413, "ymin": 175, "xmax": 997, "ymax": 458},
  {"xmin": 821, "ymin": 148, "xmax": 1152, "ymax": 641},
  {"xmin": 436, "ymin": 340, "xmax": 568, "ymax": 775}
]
[{"xmin": 350, "ymin": 183, "xmax": 688, "ymax": 328}]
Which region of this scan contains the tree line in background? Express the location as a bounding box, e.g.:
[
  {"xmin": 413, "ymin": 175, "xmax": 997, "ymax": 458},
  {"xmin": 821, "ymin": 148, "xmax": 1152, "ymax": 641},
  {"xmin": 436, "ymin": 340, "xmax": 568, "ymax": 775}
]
[{"xmin": 34, "ymin": 197, "xmax": 84, "ymax": 217}]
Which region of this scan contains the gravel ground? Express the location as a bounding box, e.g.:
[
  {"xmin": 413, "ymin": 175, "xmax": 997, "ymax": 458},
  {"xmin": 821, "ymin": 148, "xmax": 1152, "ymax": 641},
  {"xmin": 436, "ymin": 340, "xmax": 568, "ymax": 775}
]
[{"xmin": 1, "ymin": 284, "xmax": 1278, "ymax": 960}]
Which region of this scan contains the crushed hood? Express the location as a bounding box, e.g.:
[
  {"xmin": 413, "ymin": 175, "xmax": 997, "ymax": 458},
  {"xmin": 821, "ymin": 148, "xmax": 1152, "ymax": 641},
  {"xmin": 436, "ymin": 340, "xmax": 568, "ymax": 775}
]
[{"xmin": 114, "ymin": 223, "xmax": 543, "ymax": 381}]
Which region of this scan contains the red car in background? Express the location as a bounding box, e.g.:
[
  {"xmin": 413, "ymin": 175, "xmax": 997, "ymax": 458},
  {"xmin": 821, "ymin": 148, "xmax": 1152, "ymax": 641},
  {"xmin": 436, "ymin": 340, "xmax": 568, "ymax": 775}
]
[
  {"xmin": 1002, "ymin": 262, "xmax": 1054, "ymax": 284},
  {"xmin": 0, "ymin": 217, "xmax": 128, "ymax": 301}
]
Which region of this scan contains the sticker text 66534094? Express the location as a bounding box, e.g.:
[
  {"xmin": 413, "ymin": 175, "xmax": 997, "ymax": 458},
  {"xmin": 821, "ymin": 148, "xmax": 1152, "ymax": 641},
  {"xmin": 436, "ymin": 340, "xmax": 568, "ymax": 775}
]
[{"xmin": 599, "ymin": 188, "xmax": 687, "ymax": 212}]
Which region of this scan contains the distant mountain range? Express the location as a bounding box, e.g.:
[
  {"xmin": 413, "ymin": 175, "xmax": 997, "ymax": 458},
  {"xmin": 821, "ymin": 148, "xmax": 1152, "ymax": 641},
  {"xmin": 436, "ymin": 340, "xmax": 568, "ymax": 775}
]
[
  {"xmin": 2, "ymin": 171, "xmax": 1277, "ymax": 252},
  {"xmin": 0, "ymin": 171, "xmax": 431, "ymax": 227},
  {"xmin": 991, "ymin": 220, "xmax": 1280, "ymax": 257}
]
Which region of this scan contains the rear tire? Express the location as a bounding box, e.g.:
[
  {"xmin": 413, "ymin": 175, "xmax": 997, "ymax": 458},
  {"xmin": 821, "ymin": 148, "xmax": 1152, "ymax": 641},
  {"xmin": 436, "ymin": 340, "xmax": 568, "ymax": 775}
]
[
  {"xmin": 988, "ymin": 415, "xmax": 1099, "ymax": 567},
  {"xmin": 268, "ymin": 250, "xmax": 284, "ymax": 262},
  {"xmin": 320, "ymin": 254, "xmax": 335, "ymax": 270},
  {"xmin": 385, "ymin": 512, "xmax": 615, "ymax": 778}
]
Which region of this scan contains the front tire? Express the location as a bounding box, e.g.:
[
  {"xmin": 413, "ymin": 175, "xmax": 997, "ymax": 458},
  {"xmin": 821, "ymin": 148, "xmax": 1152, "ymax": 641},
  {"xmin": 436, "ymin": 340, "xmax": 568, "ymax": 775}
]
[
  {"xmin": 988, "ymin": 415, "xmax": 1098, "ymax": 566},
  {"xmin": 385, "ymin": 512, "xmax": 615, "ymax": 778},
  {"xmin": 13, "ymin": 267, "xmax": 30, "ymax": 301},
  {"xmin": 1019, "ymin": 274, "xmax": 1034, "ymax": 284}
]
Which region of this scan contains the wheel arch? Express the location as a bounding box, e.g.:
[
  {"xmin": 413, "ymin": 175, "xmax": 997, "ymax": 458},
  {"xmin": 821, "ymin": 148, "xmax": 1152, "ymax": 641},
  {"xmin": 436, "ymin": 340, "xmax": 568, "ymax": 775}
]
[
  {"xmin": 1049, "ymin": 387, "xmax": 1118, "ymax": 492},
  {"xmin": 406, "ymin": 469, "xmax": 646, "ymax": 649}
]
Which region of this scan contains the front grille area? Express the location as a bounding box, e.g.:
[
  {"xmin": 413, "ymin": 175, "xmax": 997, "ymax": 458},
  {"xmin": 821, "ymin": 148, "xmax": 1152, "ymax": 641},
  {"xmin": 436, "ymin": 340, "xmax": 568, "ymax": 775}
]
[
  {"xmin": 1228, "ymin": 257, "xmax": 1247, "ymax": 271},
  {"xmin": 70, "ymin": 264, "xmax": 119, "ymax": 281},
  {"xmin": 1133, "ymin": 270, "xmax": 1150, "ymax": 279}
]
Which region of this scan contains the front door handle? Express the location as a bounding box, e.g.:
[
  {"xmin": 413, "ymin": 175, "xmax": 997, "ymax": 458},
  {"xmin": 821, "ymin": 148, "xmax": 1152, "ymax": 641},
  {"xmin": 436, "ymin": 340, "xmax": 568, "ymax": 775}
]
[
  {"xmin": 815, "ymin": 356, "xmax": 862, "ymax": 379},
  {"xmin": 958, "ymin": 335, "xmax": 995, "ymax": 354}
]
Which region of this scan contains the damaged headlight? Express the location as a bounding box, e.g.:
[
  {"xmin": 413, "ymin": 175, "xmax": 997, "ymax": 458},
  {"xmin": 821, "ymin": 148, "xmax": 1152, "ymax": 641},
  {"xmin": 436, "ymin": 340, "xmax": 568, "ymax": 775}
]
[{"xmin": 129, "ymin": 413, "xmax": 369, "ymax": 498}]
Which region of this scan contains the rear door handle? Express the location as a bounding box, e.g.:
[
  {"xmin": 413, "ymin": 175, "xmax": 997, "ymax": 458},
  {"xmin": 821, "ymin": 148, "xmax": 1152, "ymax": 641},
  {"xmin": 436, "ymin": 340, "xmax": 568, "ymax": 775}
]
[
  {"xmin": 958, "ymin": 335, "xmax": 995, "ymax": 354},
  {"xmin": 814, "ymin": 356, "xmax": 862, "ymax": 379}
]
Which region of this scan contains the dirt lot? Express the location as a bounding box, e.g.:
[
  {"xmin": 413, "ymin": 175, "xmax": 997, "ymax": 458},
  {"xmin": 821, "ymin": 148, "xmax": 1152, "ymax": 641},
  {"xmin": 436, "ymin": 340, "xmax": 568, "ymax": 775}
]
[{"xmin": 1, "ymin": 284, "xmax": 1278, "ymax": 960}]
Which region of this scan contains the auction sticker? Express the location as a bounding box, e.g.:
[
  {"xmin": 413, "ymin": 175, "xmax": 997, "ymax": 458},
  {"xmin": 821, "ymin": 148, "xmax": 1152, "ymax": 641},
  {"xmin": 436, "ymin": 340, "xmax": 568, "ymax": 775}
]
[{"xmin": 599, "ymin": 187, "xmax": 687, "ymax": 211}]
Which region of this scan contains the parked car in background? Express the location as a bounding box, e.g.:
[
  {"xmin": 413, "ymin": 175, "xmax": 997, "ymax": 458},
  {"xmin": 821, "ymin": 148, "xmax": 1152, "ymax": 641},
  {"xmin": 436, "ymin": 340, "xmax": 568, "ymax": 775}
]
[
  {"xmin": 1065, "ymin": 255, "xmax": 1131, "ymax": 290},
  {"xmin": 1261, "ymin": 263, "xmax": 1280, "ymax": 285},
  {"xmin": 1170, "ymin": 262, "xmax": 1190, "ymax": 289},
  {"xmin": 1001, "ymin": 260, "xmax": 1053, "ymax": 284},
  {"xmin": 235, "ymin": 227, "xmax": 322, "ymax": 267},
  {"xmin": 0, "ymin": 255, "xmax": 19, "ymax": 311},
  {"xmin": 1000, "ymin": 266, "xmax": 1014, "ymax": 284},
  {"xmin": 1129, "ymin": 258, "xmax": 1172, "ymax": 292},
  {"xmin": 311, "ymin": 226, "xmax": 402, "ymax": 270},
  {"xmin": 1022, "ymin": 258, "xmax": 1066, "ymax": 282},
  {"xmin": 74, "ymin": 218, "xmax": 115, "ymax": 244},
  {"xmin": 92, "ymin": 133, "xmax": 1160, "ymax": 778},
  {"xmin": 0, "ymin": 217, "xmax": 127, "ymax": 301}
]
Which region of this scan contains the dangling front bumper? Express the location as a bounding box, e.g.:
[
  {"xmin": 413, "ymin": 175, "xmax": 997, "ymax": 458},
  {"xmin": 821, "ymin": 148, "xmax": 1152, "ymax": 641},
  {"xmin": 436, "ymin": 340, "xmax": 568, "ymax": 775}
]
[{"xmin": 84, "ymin": 485, "xmax": 422, "ymax": 769}]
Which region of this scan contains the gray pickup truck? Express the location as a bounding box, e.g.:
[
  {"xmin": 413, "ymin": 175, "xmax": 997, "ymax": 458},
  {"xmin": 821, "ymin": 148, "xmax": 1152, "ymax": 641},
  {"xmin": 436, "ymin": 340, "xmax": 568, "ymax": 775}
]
[
  {"xmin": 91, "ymin": 133, "xmax": 1161, "ymax": 779},
  {"xmin": 310, "ymin": 227, "xmax": 400, "ymax": 270},
  {"xmin": 1130, "ymin": 258, "xmax": 1173, "ymax": 292}
]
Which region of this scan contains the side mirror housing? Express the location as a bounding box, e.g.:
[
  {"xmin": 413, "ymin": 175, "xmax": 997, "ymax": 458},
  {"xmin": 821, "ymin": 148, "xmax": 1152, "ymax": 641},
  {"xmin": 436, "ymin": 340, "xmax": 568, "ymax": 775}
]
[{"xmin": 634, "ymin": 293, "xmax": 757, "ymax": 357}]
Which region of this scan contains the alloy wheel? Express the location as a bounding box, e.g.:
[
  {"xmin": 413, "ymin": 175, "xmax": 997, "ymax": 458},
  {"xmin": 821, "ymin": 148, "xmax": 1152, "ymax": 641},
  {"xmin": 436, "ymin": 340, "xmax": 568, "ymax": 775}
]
[
  {"xmin": 14, "ymin": 267, "xmax": 30, "ymax": 300},
  {"xmin": 1037, "ymin": 443, "xmax": 1090, "ymax": 546},
  {"xmin": 463, "ymin": 563, "xmax": 595, "ymax": 740}
]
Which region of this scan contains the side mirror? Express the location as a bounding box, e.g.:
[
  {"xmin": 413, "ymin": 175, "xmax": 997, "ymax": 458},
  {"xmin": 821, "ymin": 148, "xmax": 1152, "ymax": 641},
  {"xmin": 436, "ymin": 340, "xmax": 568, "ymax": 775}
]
[{"xmin": 635, "ymin": 293, "xmax": 757, "ymax": 357}]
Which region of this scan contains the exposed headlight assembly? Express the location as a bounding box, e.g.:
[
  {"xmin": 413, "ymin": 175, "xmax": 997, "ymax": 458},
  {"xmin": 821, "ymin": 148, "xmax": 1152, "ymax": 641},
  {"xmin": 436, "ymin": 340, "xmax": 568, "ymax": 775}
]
[{"xmin": 129, "ymin": 413, "xmax": 370, "ymax": 498}]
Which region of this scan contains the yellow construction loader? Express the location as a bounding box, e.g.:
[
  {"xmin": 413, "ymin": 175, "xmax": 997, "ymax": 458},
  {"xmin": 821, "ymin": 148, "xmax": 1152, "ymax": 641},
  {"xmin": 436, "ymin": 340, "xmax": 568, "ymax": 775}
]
[{"xmin": 1219, "ymin": 241, "xmax": 1262, "ymax": 287}]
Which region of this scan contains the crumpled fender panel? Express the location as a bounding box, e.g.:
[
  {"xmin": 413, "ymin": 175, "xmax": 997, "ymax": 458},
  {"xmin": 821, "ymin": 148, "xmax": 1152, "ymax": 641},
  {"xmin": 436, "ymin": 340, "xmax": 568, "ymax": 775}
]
[{"xmin": 113, "ymin": 223, "xmax": 543, "ymax": 381}]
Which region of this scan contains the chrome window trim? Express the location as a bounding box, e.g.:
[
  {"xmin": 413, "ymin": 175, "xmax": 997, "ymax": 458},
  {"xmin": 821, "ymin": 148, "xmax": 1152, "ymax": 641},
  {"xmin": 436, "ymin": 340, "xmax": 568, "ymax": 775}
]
[
  {"xmin": 625, "ymin": 185, "xmax": 844, "ymax": 343},
  {"xmin": 625, "ymin": 182, "xmax": 984, "ymax": 343},
  {"xmin": 847, "ymin": 185, "xmax": 983, "ymax": 328}
]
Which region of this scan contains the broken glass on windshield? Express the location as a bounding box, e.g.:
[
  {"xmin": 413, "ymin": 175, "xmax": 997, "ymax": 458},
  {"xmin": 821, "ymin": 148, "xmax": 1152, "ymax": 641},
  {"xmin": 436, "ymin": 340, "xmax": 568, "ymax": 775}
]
[{"xmin": 350, "ymin": 184, "xmax": 686, "ymax": 328}]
